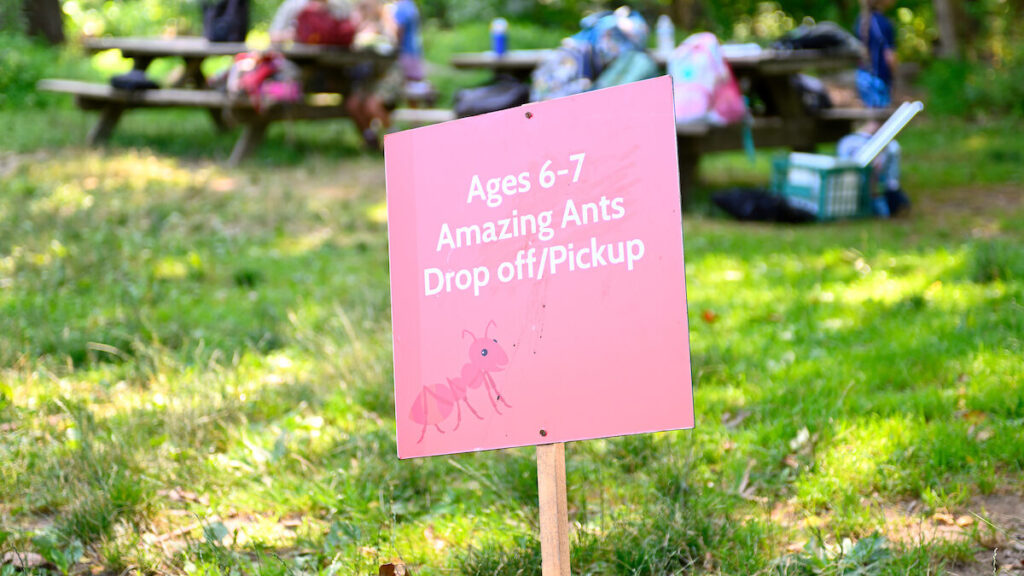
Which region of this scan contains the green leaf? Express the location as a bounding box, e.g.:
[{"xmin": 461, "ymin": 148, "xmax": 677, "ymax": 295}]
[{"xmin": 203, "ymin": 521, "xmax": 230, "ymax": 545}]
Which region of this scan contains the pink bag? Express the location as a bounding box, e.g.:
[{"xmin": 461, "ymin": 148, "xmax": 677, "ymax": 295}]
[{"xmin": 667, "ymin": 32, "xmax": 747, "ymax": 126}]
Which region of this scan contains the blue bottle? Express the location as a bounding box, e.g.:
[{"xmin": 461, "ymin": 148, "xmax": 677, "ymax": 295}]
[{"xmin": 491, "ymin": 18, "xmax": 508, "ymax": 56}]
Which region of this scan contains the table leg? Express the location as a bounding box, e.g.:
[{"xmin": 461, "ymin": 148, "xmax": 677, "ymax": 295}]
[
  {"xmin": 131, "ymin": 56, "xmax": 156, "ymax": 74},
  {"xmin": 676, "ymin": 148, "xmax": 700, "ymax": 210},
  {"xmin": 207, "ymin": 108, "xmax": 230, "ymax": 132},
  {"xmin": 186, "ymin": 58, "xmax": 208, "ymax": 88},
  {"xmin": 229, "ymin": 121, "xmax": 268, "ymax": 166},
  {"xmin": 87, "ymin": 105, "xmax": 125, "ymax": 146}
]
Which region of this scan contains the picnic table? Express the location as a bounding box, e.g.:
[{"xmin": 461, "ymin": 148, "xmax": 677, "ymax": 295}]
[
  {"xmin": 38, "ymin": 36, "xmax": 441, "ymax": 165},
  {"xmin": 451, "ymin": 47, "xmax": 890, "ymax": 188}
]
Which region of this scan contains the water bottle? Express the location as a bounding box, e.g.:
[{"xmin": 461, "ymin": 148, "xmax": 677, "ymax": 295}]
[
  {"xmin": 490, "ymin": 18, "xmax": 508, "ymax": 57},
  {"xmin": 656, "ymin": 15, "xmax": 675, "ymax": 55}
]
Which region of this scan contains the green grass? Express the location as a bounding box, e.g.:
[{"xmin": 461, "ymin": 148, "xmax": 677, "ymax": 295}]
[
  {"xmin": 3, "ymin": 30, "xmax": 1024, "ymax": 576},
  {"xmin": 2, "ymin": 140, "xmax": 1022, "ymax": 574}
]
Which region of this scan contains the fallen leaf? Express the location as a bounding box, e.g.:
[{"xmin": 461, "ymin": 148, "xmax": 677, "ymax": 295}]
[
  {"xmin": 789, "ymin": 427, "xmax": 811, "ymax": 451},
  {"xmin": 379, "ymin": 561, "xmax": 410, "ymax": 576},
  {"xmin": 958, "ymin": 410, "xmax": 987, "ymax": 423},
  {"xmin": 2, "ymin": 552, "xmax": 51, "ymax": 569},
  {"xmin": 956, "ymin": 515, "xmax": 974, "ymax": 527},
  {"xmin": 159, "ymin": 487, "xmax": 210, "ymax": 505},
  {"xmin": 974, "ymin": 428, "xmax": 994, "ymax": 442},
  {"xmin": 736, "ymin": 462, "xmax": 751, "ymax": 493},
  {"xmin": 423, "ymin": 525, "xmax": 446, "ymax": 552},
  {"xmin": 722, "ymin": 410, "xmax": 750, "ymax": 429},
  {"xmin": 932, "ymin": 512, "xmax": 955, "ymax": 526},
  {"xmin": 210, "ymin": 178, "xmax": 237, "ymax": 193}
]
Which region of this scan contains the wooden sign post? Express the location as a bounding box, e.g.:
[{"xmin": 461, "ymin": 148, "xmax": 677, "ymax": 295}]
[
  {"xmin": 537, "ymin": 443, "xmax": 570, "ymax": 575},
  {"xmin": 385, "ymin": 77, "xmax": 693, "ymax": 573}
]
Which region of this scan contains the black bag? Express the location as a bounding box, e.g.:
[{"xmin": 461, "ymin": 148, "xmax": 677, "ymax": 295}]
[
  {"xmin": 792, "ymin": 73, "xmax": 832, "ymax": 113},
  {"xmin": 772, "ymin": 22, "xmax": 861, "ymax": 52},
  {"xmin": 203, "ymin": 0, "xmax": 250, "ymax": 43},
  {"xmin": 110, "ymin": 69, "xmax": 159, "ymax": 91},
  {"xmin": 453, "ymin": 77, "xmax": 530, "ymax": 118},
  {"xmin": 712, "ymin": 188, "xmax": 815, "ymax": 223}
]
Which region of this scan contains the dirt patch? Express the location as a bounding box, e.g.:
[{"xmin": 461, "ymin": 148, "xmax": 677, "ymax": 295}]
[
  {"xmin": 0, "ymin": 152, "xmax": 52, "ymax": 179},
  {"xmin": 885, "ymin": 491, "xmax": 1024, "ymax": 575},
  {"xmin": 947, "ymin": 492, "xmax": 1024, "ymax": 576},
  {"xmin": 917, "ymin": 186, "xmax": 1024, "ymax": 215},
  {"xmin": 766, "ymin": 489, "xmax": 1024, "ymax": 572}
]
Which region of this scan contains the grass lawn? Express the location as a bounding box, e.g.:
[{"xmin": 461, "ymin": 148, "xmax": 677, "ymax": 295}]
[{"xmin": 2, "ymin": 29, "xmax": 1024, "ymax": 576}]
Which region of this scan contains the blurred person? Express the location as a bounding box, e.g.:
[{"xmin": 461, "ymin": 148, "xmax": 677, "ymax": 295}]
[
  {"xmin": 346, "ymin": 0, "xmax": 399, "ymax": 149},
  {"xmin": 269, "ymin": 0, "xmax": 352, "ymax": 43},
  {"xmin": 854, "ymin": 0, "xmax": 898, "ymax": 108},
  {"xmin": 389, "ymin": 0, "xmax": 425, "ymax": 83},
  {"xmin": 838, "ymin": 120, "xmax": 909, "ymax": 217}
]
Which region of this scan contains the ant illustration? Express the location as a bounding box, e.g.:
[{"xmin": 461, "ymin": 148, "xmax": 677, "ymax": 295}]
[{"xmin": 409, "ymin": 320, "xmax": 511, "ymax": 443}]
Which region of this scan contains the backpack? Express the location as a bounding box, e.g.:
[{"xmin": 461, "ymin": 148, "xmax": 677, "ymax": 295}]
[
  {"xmin": 530, "ymin": 8, "xmax": 649, "ymax": 102},
  {"xmin": 668, "ymin": 32, "xmax": 747, "ymax": 126},
  {"xmin": 593, "ymin": 50, "xmax": 660, "ymax": 90},
  {"xmin": 577, "ymin": 8, "xmax": 649, "ymax": 75},
  {"xmin": 530, "ymin": 40, "xmax": 595, "ymax": 102},
  {"xmin": 226, "ymin": 52, "xmax": 303, "ymax": 112},
  {"xmin": 295, "ymin": 3, "xmax": 355, "ymax": 46},
  {"xmin": 203, "ymin": 0, "xmax": 250, "ymax": 43}
]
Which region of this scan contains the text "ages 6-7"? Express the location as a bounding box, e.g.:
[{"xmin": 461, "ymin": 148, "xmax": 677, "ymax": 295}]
[
  {"xmin": 539, "ymin": 153, "xmax": 586, "ymax": 189},
  {"xmin": 467, "ymin": 153, "xmax": 586, "ymax": 208}
]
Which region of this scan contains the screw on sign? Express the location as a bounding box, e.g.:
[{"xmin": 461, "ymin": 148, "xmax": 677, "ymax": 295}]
[{"xmin": 407, "ymin": 321, "xmax": 510, "ymax": 443}]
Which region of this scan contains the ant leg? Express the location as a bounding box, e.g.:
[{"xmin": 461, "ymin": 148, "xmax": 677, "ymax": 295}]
[
  {"xmin": 434, "ymin": 424, "xmax": 445, "ymax": 435},
  {"xmin": 483, "ymin": 382, "xmax": 503, "ymax": 416},
  {"xmin": 463, "ymin": 397, "xmax": 485, "ymax": 420},
  {"xmin": 417, "ymin": 422, "xmax": 427, "ymax": 444},
  {"xmin": 452, "ymin": 399, "xmax": 463, "ymax": 431},
  {"xmin": 487, "ymin": 372, "xmax": 513, "ymax": 408}
]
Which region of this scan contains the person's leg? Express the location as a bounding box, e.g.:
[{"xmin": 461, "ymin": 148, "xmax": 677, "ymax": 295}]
[
  {"xmin": 880, "ymin": 140, "xmax": 910, "ymax": 214},
  {"xmin": 346, "ymin": 92, "xmax": 369, "ymax": 131},
  {"xmin": 347, "ymin": 92, "xmax": 382, "ymax": 148},
  {"xmin": 365, "ymin": 95, "xmax": 391, "ymax": 130},
  {"xmin": 880, "ymin": 140, "xmax": 901, "ymax": 191}
]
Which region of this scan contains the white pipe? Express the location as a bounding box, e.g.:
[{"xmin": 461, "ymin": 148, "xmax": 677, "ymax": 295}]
[{"xmin": 854, "ymin": 101, "xmax": 925, "ymax": 167}]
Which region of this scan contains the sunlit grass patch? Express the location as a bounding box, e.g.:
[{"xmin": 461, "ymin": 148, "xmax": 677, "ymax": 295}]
[{"xmin": 2, "ymin": 115, "xmax": 1024, "ymax": 574}]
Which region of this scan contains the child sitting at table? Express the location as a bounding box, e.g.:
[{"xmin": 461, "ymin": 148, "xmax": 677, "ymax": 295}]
[
  {"xmin": 269, "ymin": 0, "xmax": 353, "ymax": 43},
  {"xmin": 838, "ymin": 120, "xmax": 910, "ymax": 217},
  {"xmin": 346, "ymin": 0, "xmax": 429, "ymax": 149},
  {"xmin": 344, "ymin": 0, "xmax": 398, "ymax": 149}
]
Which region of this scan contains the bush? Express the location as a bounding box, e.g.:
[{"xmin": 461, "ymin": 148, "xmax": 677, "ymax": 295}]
[
  {"xmin": 0, "ymin": 32, "xmax": 107, "ymax": 110},
  {"xmin": 922, "ymin": 54, "xmax": 1024, "ymax": 118},
  {"xmin": 0, "ymin": 0, "xmax": 24, "ymax": 33}
]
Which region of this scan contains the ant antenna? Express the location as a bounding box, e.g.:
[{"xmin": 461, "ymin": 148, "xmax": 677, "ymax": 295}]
[
  {"xmin": 462, "ymin": 329, "xmax": 476, "ymax": 341},
  {"xmin": 485, "ymin": 320, "xmax": 497, "ymax": 338}
]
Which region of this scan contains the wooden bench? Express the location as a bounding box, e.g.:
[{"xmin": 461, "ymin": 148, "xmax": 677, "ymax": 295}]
[
  {"xmin": 38, "ymin": 78, "xmax": 453, "ymax": 164},
  {"xmin": 674, "ymin": 106, "xmax": 893, "ymax": 186}
]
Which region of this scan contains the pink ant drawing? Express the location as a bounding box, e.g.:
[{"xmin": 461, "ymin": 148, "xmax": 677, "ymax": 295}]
[{"xmin": 409, "ymin": 320, "xmax": 512, "ymax": 443}]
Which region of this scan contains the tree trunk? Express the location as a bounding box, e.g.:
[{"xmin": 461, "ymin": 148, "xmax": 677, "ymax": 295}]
[
  {"xmin": 24, "ymin": 0, "xmax": 65, "ymax": 45},
  {"xmin": 932, "ymin": 0, "xmax": 959, "ymax": 58},
  {"xmin": 670, "ymin": 0, "xmax": 703, "ymax": 30}
]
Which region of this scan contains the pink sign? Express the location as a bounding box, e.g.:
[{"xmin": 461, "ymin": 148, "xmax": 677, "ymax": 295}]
[{"xmin": 385, "ymin": 76, "xmax": 693, "ymax": 459}]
